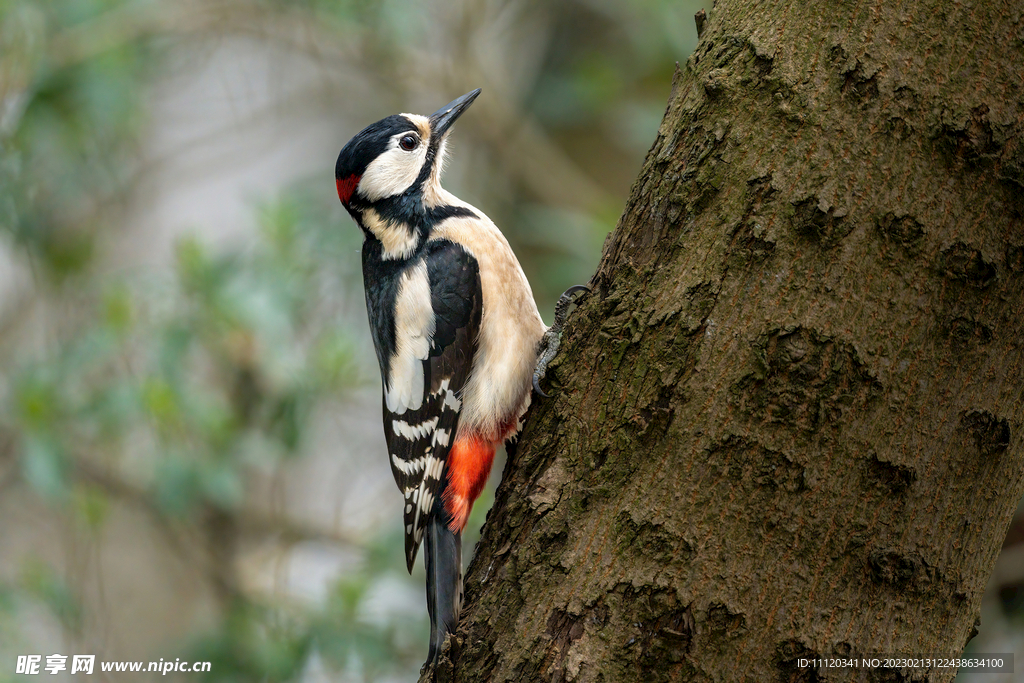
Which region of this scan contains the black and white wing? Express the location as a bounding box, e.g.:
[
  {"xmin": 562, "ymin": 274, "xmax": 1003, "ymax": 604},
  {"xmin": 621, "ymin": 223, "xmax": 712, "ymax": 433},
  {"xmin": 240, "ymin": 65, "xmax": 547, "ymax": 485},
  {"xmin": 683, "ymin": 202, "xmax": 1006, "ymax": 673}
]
[{"xmin": 382, "ymin": 240, "xmax": 481, "ymax": 572}]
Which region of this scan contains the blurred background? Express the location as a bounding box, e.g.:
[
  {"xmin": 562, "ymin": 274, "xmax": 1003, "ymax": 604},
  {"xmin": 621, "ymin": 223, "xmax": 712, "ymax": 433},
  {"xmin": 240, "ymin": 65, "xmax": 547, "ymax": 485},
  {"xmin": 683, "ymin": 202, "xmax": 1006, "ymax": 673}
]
[{"xmin": 0, "ymin": 1, "xmax": 1019, "ymax": 681}]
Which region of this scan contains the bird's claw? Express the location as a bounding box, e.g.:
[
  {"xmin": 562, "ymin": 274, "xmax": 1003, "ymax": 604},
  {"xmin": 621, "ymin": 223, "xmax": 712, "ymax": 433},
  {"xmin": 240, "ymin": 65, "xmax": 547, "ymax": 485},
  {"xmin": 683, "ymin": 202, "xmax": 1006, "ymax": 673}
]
[{"xmin": 533, "ymin": 285, "xmax": 590, "ymax": 397}]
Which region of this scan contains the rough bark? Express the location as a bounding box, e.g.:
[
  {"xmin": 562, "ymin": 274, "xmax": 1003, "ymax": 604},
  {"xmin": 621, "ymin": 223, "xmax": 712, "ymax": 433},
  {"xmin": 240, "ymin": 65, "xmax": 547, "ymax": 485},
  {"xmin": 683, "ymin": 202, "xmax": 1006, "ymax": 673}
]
[{"xmin": 437, "ymin": 0, "xmax": 1024, "ymax": 680}]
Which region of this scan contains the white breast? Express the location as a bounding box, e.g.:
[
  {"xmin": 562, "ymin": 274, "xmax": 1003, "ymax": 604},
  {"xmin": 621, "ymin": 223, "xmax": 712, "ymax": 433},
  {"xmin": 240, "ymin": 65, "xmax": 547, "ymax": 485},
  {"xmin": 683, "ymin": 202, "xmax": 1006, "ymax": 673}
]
[{"xmin": 429, "ymin": 192, "xmax": 546, "ymax": 443}]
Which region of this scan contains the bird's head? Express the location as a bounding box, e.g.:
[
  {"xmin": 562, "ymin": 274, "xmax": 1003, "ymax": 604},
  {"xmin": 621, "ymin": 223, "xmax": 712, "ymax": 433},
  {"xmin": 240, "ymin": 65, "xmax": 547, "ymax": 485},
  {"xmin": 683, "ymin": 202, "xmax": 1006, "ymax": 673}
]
[{"xmin": 335, "ymin": 89, "xmax": 480, "ymax": 215}]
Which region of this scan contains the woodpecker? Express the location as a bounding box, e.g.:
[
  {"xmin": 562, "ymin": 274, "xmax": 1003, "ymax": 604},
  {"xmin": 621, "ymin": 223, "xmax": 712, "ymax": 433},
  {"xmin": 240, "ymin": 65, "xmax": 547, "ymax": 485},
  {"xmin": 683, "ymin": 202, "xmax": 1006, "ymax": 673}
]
[{"xmin": 336, "ymin": 89, "xmax": 585, "ymax": 666}]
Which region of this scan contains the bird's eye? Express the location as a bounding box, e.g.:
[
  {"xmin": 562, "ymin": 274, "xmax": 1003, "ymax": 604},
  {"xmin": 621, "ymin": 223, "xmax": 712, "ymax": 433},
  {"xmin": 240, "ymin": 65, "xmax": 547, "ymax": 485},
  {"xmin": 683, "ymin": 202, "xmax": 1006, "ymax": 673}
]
[{"xmin": 399, "ymin": 135, "xmax": 417, "ymax": 151}]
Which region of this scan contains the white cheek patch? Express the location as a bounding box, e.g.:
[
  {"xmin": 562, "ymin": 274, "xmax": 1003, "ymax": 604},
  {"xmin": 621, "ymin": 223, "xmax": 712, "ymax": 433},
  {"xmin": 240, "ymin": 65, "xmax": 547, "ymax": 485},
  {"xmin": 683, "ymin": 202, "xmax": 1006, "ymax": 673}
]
[
  {"xmin": 358, "ymin": 127, "xmax": 430, "ymax": 202},
  {"xmin": 386, "ymin": 260, "xmax": 434, "ymax": 414}
]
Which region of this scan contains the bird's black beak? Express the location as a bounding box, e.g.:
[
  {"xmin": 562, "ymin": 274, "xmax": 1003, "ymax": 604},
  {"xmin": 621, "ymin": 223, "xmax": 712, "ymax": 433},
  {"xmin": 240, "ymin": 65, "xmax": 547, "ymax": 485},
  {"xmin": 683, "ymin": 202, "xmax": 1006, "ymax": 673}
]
[{"xmin": 428, "ymin": 89, "xmax": 481, "ymax": 139}]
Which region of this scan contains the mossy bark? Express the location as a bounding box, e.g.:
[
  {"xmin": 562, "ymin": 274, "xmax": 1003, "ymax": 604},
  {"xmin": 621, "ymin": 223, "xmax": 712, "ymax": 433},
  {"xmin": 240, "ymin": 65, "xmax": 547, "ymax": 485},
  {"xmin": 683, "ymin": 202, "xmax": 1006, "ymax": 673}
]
[{"xmin": 436, "ymin": 0, "xmax": 1024, "ymax": 680}]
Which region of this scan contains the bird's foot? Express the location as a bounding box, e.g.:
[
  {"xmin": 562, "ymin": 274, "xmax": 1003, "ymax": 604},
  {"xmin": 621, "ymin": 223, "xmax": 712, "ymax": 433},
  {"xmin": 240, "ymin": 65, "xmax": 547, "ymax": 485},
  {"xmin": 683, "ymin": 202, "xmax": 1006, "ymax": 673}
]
[{"xmin": 533, "ymin": 285, "xmax": 590, "ymax": 397}]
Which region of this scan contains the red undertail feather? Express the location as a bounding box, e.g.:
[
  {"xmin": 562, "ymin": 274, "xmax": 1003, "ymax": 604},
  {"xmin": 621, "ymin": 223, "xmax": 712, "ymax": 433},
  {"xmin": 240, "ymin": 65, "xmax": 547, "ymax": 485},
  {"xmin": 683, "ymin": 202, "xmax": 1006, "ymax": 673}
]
[
  {"xmin": 443, "ymin": 434, "xmax": 496, "ymax": 533},
  {"xmin": 336, "ymin": 174, "xmax": 360, "ymax": 204}
]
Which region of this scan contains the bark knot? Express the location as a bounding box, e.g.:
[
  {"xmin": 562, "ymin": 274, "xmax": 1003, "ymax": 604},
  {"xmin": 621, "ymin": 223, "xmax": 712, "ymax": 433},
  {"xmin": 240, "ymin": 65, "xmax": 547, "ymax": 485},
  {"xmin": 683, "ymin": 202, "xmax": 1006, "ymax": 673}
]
[
  {"xmin": 959, "ymin": 410, "xmax": 1011, "ymax": 457},
  {"xmin": 624, "ymin": 590, "xmax": 694, "ymax": 672},
  {"xmin": 946, "ymin": 316, "xmax": 994, "ymax": 351},
  {"xmin": 875, "ymin": 213, "xmax": 924, "ymax": 254},
  {"xmin": 864, "ymin": 453, "xmax": 916, "ymax": 496},
  {"xmin": 791, "ymin": 197, "xmax": 854, "ymax": 247},
  {"xmin": 707, "ymin": 601, "xmax": 746, "ymax": 638},
  {"xmin": 734, "ymin": 327, "xmax": 882, "ymax": 434},
  {"xmin": 938, "ymin": 242, "xmax": 997, "ymax": 288}
]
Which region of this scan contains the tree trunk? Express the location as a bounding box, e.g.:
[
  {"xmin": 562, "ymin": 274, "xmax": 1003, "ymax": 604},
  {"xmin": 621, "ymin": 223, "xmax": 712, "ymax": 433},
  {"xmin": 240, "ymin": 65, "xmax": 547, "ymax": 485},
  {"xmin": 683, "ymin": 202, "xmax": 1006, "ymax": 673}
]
[{"xmin": 439, "ymin": 0, "xmax": 1024, "ymax": 680}]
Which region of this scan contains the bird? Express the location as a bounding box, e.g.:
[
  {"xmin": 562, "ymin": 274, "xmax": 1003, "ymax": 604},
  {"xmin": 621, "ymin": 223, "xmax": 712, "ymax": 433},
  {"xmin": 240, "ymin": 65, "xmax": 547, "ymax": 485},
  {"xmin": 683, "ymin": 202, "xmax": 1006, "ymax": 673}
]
[{"xmin": 335, "ymin": 89, "xmax": 586, "ymax": 666}]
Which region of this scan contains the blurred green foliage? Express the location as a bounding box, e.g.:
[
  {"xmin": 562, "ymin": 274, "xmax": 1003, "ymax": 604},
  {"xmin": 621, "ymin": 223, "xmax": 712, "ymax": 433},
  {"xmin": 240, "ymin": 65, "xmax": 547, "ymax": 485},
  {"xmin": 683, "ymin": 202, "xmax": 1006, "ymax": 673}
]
[
  {"xmin": 192, "ymin": 529, "xmax": 427, "ymax": 681},
  {"xmin": 0, "ymin": 0, "xmax": 702, "ymax": 679},
  {"xmin": 0, "ymin": 0, "xmax": 155, "ymax": 276},
  {"xmin": 19, "ymin": 560, "xmax": 82, "ymax": 633},
  {"xmin": 8, "ymin": 190, "xmax": 362, "ymax": 512}
]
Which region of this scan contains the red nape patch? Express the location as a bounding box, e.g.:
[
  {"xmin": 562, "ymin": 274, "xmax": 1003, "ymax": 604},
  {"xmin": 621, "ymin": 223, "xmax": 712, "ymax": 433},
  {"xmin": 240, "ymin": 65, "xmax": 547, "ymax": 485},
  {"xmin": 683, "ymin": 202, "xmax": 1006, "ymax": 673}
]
[
  {"xmin": 443, "ymin": 435, "xmax": 496, "ymax": 533},
  {"xmin": 336, "ymin": 174, "xmax": 360, "ymax": 204}
]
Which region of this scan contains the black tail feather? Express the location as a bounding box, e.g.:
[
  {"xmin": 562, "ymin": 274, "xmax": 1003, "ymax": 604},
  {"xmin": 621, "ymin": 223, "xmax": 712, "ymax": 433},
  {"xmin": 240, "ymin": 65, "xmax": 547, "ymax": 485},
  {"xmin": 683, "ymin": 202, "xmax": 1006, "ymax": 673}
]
[{"xmin": 425, "ymin": 515, "xmax": 462, "ymax": 666}]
